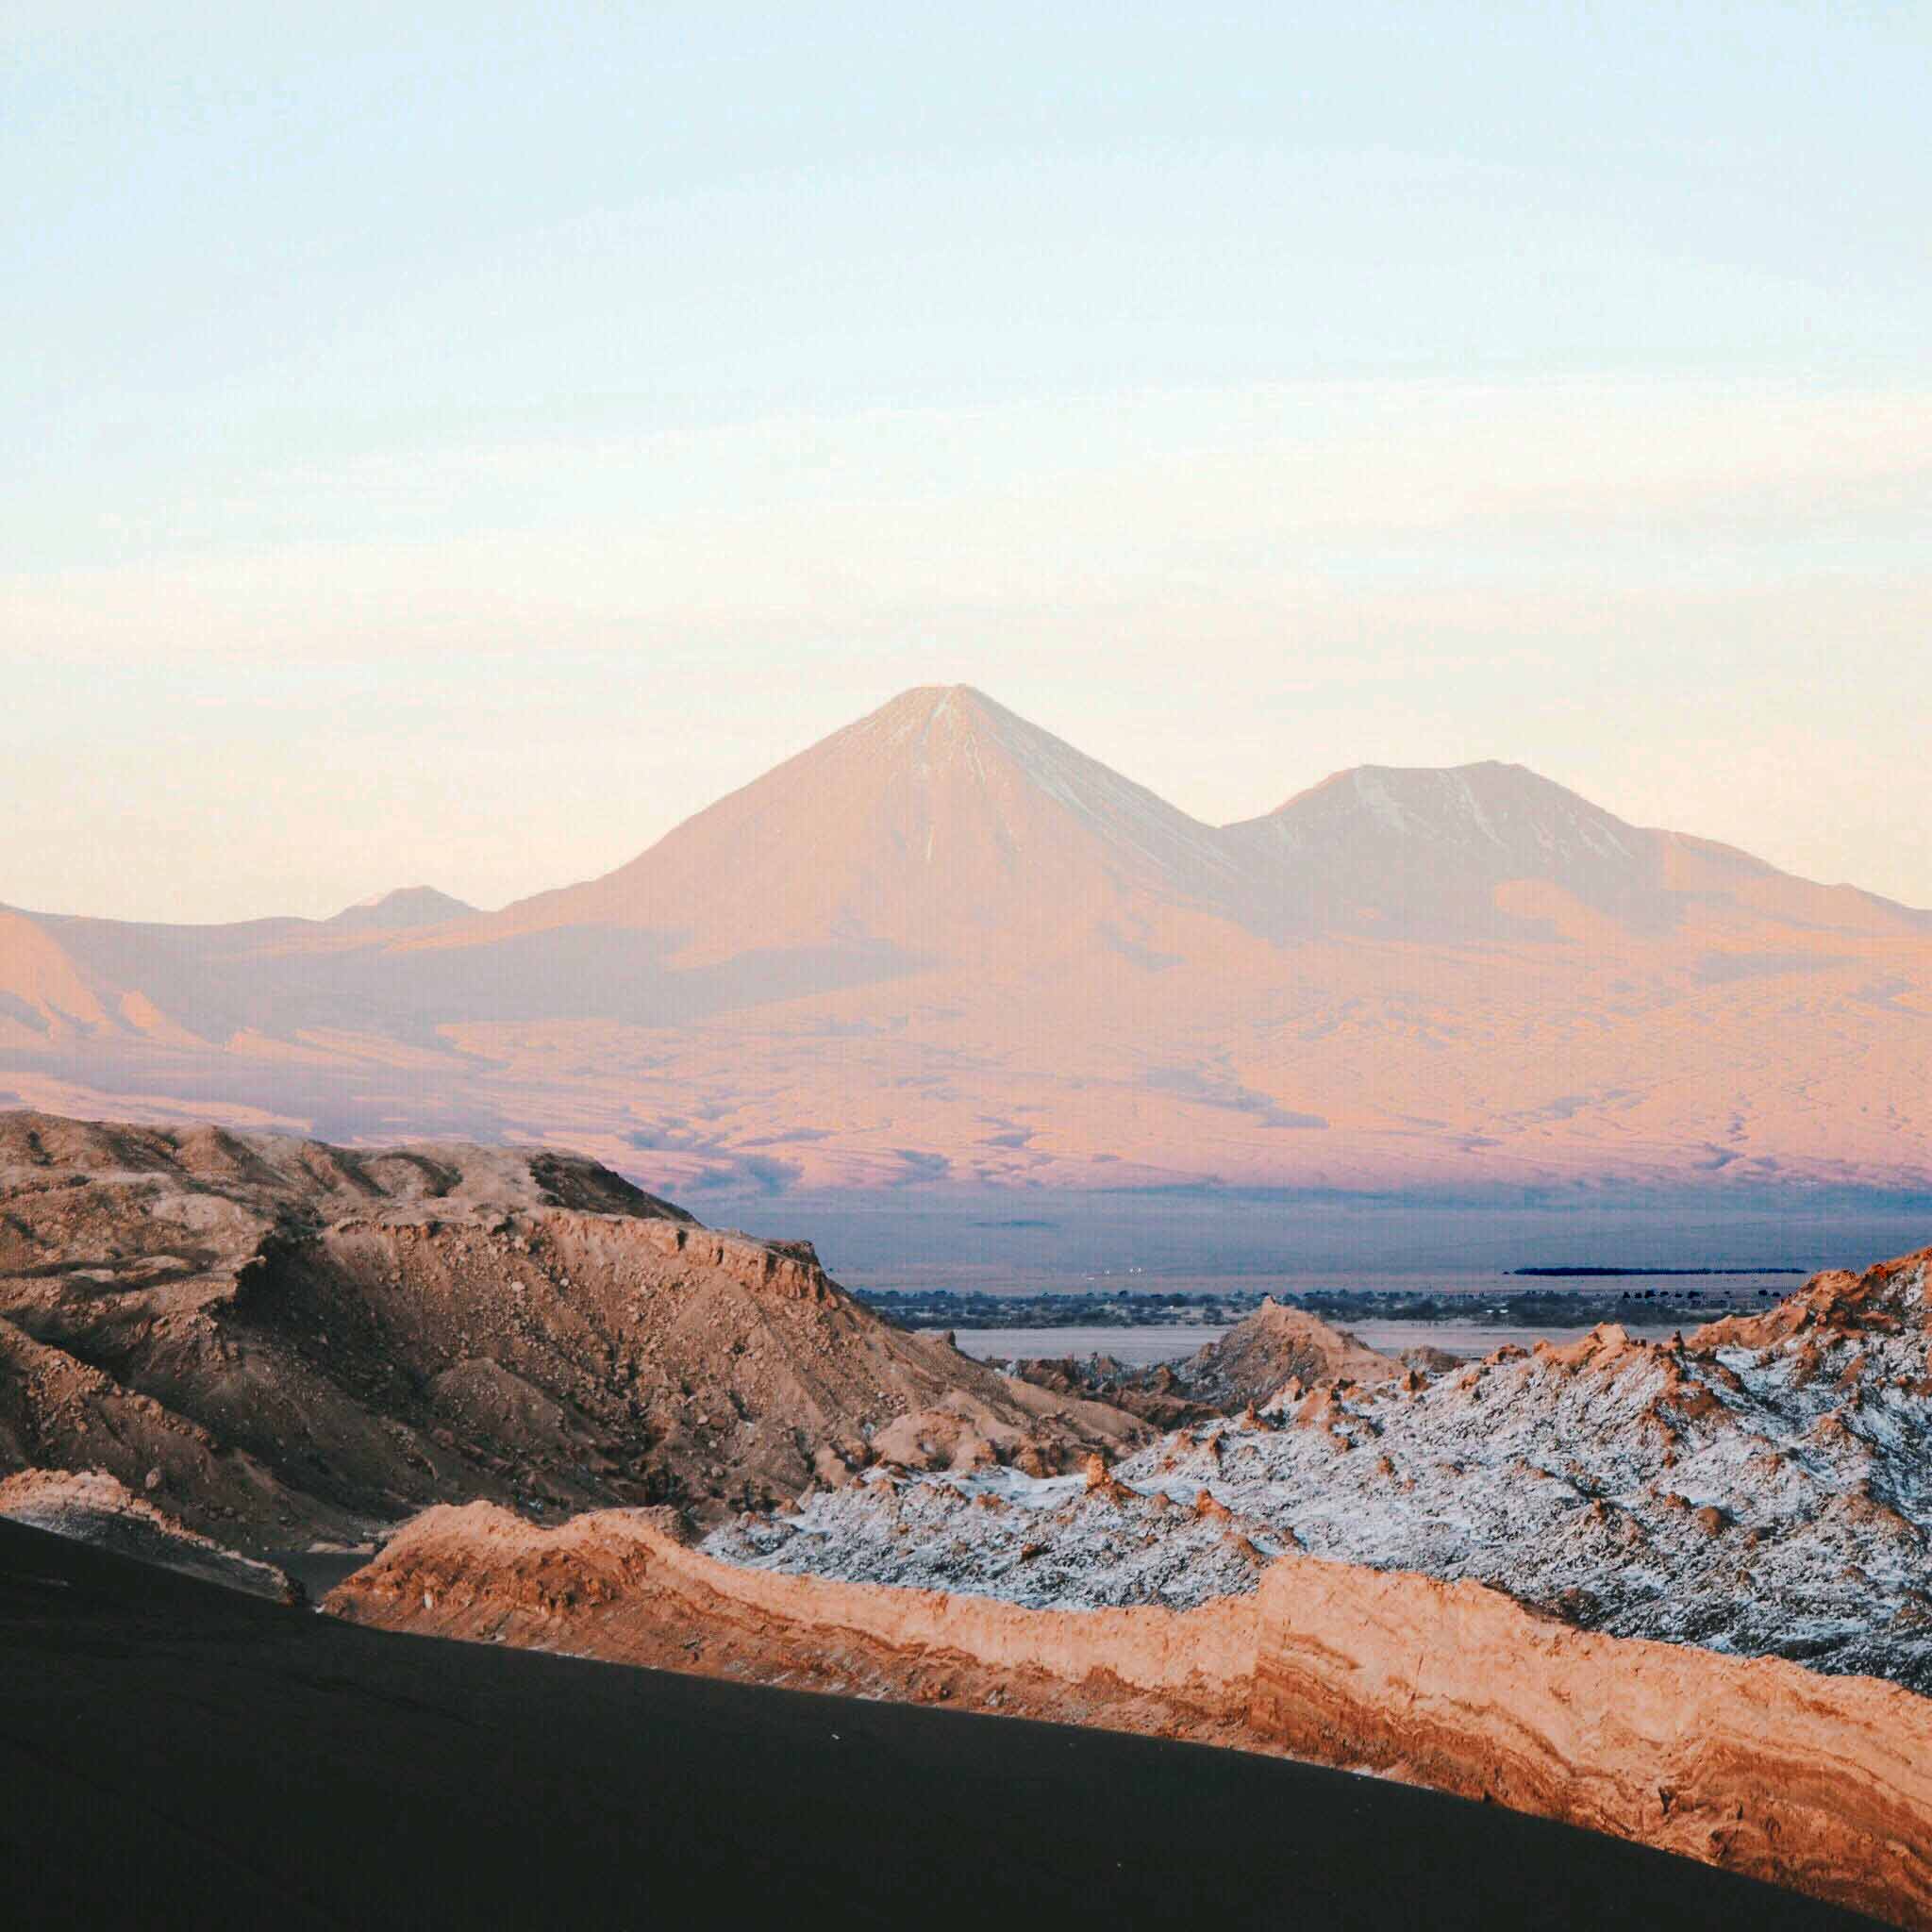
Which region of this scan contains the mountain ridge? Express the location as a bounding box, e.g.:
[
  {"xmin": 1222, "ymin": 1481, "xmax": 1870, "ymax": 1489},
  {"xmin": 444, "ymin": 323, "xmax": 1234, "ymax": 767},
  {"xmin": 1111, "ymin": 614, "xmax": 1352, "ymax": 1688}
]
[
  {"xmin": 0, "ymin": 1109, "xmax": 1141, "ymax": 1544},
  {"xmin": 8, "ymin": 688, "xmax": 1924, "ymax": 938}
]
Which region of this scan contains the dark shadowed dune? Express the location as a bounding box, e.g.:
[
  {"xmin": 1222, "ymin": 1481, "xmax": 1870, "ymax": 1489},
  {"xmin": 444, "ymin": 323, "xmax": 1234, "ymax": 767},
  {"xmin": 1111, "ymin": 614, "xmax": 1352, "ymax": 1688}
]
[{"xmin": 0, "ymin": 1519, "xmax": 1881, "ymax": 1931}]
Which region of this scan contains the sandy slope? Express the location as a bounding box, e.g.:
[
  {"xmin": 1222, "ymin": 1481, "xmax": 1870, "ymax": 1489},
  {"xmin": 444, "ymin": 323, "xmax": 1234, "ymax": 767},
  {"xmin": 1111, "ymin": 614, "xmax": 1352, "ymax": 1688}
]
[
  {"xmin": 327, "ymin": 1499, "xmax": 1925, "ymax": 1927},
  {"xmin": 0, "ymin": 1467, "xmax": 297, "ymax": 1600},
  {"xmin": 7, "ymin": 1517, "xmax": 1873, "ymax": 1932}
]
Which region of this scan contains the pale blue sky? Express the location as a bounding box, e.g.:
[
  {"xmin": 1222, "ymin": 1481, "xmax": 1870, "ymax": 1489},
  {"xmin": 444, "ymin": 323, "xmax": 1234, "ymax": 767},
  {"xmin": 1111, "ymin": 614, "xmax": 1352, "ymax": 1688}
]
[{"xmin": 6, "ymin": 3, "xmax": 1929, "ymax": 919}]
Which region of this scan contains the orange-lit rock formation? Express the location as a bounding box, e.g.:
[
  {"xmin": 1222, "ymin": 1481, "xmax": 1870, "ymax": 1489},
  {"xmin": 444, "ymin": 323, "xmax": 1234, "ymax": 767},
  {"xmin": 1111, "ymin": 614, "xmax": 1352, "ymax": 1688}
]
[
  {"xmin": 328, "ymin": 1501, "xmax": 1256, "ymax": 1743},
  {"xmin": 1249, "ymin": 1557, "xmax": 1932, "ymax": 1928}
]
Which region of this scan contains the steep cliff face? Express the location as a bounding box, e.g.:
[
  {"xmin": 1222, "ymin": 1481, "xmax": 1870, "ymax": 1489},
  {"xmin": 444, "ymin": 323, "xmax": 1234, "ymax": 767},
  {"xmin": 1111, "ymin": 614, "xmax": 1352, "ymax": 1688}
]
[
  {"xmin": 708, "ymin": 1248, "xmax": 1932, "ymax": 1690},
  {"xmin": 326, "ymin": 1505, "xmax": 1932, "ymax": 1929},
  {"xmin": 0, "ymin": 1112, "xmax": 1141, "ymax": 1549}
]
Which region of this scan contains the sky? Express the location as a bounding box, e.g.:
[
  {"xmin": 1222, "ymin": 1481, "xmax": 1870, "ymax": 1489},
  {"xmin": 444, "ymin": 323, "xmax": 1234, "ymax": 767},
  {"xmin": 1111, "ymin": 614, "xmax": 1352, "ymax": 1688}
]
[{"xmin": 6, "ymin": 2, "xmax": 1929, "ymax": 922}]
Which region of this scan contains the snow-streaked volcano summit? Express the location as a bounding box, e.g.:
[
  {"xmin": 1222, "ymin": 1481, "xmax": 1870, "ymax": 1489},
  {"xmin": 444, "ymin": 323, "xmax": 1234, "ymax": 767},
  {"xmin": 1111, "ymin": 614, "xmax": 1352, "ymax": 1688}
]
[{"xmin": 3, "ymin": 686, "xmax": 1928, "ymax": 1197}]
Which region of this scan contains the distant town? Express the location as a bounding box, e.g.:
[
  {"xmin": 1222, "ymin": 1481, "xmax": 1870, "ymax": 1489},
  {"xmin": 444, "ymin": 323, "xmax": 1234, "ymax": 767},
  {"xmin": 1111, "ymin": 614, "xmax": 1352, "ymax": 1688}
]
[{"xmin": 857, "ymin": 1277, "xmax": 1798, "ymax": 1333}]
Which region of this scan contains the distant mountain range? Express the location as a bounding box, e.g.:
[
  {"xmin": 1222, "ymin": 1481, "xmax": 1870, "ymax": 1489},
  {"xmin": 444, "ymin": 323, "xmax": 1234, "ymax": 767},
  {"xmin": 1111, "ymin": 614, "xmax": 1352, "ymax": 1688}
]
[{"xmin": 4, "ymin": 686, "xmax": 1928, "ymax": 1197}]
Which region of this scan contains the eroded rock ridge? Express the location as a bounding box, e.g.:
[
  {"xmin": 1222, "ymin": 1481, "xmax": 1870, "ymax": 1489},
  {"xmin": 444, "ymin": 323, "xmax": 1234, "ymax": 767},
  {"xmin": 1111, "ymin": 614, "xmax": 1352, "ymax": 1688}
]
[
  {"xmin": 709, "ymin": 1251, "xmax": 1932, "ymax": 1690},
  {"xmin": 0, "ymin": 1111, "xmax": 1140, "ymax": 1551}
]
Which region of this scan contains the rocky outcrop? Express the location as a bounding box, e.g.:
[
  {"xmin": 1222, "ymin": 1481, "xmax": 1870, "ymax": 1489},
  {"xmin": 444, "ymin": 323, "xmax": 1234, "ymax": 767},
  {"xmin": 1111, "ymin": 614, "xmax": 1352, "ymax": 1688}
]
[
  {"xmin": 1011, "ymin": 1355, "xmax": 1223, "ymax": 1428},
  {"xmin": 327, "ymin": 1504, "xmax": 1932, "ymax": 1928},
  {"xmin": 0, "ymin": 1112, "xmax": 1143, "ymax": 1550},
  {"xmin": 0, "ymin": 1468, "xmax": 298, "ymax": 1602},
  {"xmin": 709, "ymin": 1458, "xmax": 1294, "ymax": 1607},
  {"xmin": 1011, "ymin": 1301, "xmax": 1407, "ymax": 1425},
  {"xmin": 1179, "ymin": 1297, "xmax": 1404, "ymax": 1408}
]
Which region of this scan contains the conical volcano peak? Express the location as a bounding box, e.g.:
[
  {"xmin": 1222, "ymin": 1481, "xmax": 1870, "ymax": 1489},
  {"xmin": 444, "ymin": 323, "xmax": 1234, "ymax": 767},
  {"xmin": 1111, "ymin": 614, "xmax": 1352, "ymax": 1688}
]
[
  {"xmin": 764, "ymin": 684, "xmax": 1239, "ymax": 897},
  {"xmin": 841, "ymin": 684, "xmax": 1107, "ymax": 785},
  {"xmin": 867, "ymin": 682, "xmax": 997, "ymax": 725},
  {"xmin": 486, "ymin": 698, "xmax": 1920, "ymax": 960},
  {"xmin": 841, "ymin": 684, "xmax": 1014, "ymax": 773},
  {"xmin": 489, "ymin": 685, "xmax": 1239, "ymax": 947}
]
